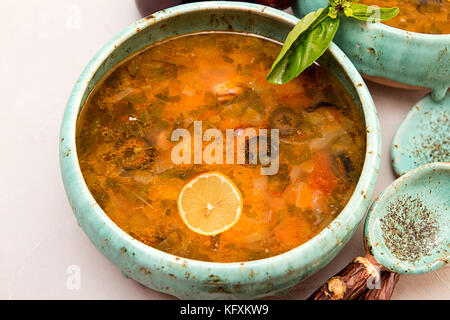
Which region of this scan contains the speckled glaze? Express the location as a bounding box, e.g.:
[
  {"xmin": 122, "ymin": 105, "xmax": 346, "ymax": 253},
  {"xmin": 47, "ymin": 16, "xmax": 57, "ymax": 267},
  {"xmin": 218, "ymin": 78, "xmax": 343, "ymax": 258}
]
[
  {"xmin": 293, "ymin": 0, "xmax": 450, "ymax": 101},
  {"xmin": 391, "ymin": 93, "xmax": 450, "ymax": 177},
  {"xmin": 365, "ymin": 162, "xmax": 449, "ymax": 274},
  {"xmin": 59, "ymin": 2, "xmax": 380, "ymax": 299}
]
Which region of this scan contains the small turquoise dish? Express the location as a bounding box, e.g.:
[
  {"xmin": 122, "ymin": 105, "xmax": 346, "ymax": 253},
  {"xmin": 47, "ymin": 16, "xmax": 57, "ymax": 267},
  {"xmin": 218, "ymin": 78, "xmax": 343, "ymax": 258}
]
[
  {"xmin": 59, "ymin": 2, "xmax": 380, "ymax": 299},
  {"xmin": 365, "ymin": 162, "xmax": 450, "ymax": 274},
  {"xmin": 293, "ymin": 0, "xmax": 450, "ymax": 101},
  {"xmin": 391, "ymin": 94, "xmax": 450, "ymax": 177}
]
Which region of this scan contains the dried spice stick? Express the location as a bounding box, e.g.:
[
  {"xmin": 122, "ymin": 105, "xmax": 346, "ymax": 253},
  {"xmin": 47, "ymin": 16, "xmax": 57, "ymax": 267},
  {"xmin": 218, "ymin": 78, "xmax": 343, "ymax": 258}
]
[
  {"xmin": 307, "ymin": 256, "xmax": 381, "ymax": 300},
  {"xmin": 359, "ymin": 271, "xmax": 400, "ymax": 300}
]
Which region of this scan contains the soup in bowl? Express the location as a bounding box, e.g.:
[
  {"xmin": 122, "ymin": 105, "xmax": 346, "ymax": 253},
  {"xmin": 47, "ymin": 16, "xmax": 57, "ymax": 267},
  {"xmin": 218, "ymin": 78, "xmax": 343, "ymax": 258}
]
[
  {"xmin": 77, "ymin": 32, "xmax": 367, "ymax": 262},
  {"xmin": 60, "ymin": 2, "xmax": 380, "ymax": 299},
  {"xmin": 294, "ymin": 0, "xmax": 450, "ymax": 101}
]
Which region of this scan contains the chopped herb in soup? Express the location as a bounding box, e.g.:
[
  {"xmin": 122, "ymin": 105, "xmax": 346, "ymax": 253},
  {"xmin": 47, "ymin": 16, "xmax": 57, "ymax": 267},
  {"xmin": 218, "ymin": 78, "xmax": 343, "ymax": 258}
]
[
  {"xmin": 360, "ymin": 0, "xmax": 450, "ymax": 34},
  {"xmin": 76, "ymin": 32, "xmax": 366, "ymax": 262}
]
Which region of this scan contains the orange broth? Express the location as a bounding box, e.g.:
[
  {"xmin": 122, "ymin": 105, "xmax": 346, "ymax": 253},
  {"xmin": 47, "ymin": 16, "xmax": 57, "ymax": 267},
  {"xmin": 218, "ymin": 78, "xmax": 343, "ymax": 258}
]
[
  {"xmin": 360, "ymin": 0, "xmax": 450, "ymax": 34},
  {"xmin": 76, "ymin": 32, "xmax": 366, "ymax": 262}
]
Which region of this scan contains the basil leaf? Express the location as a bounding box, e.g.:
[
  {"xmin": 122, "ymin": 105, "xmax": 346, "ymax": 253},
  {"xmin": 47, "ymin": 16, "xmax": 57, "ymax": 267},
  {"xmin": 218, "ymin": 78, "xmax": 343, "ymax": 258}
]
[
  {"xmin": 268, "ymin": 15, "xmax": 340, "ymax": 84},
  {"xmin": 267, "ymin": 7, "xmax": 329, "ymax": 84},
  {"xmin": 266, "ymin": 0, "xmax": 400, "ymax": 85},
  {"xmin": 349, "ymin": 3, "xmax": 399, "ymax": 22}
]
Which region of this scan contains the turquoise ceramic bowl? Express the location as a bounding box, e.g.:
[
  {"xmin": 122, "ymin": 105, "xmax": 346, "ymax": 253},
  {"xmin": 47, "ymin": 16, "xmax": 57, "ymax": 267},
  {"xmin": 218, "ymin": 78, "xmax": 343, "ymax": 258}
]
[
  {"xmin": 60, "ymin": 1, "xmax": 380, "ymax": 299},
  {"xmin": 293, "ymin": 0, "xmax": 450, "ymax": 101}
]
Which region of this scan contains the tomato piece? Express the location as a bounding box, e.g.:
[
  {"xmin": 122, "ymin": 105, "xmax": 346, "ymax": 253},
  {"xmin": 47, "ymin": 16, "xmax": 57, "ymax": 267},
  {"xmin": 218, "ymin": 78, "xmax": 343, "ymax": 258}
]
[
  {"xmin": 274, "ymin": 217, "xmax": 309, "ymax": 246},
  {"xmin": 308, "ymin": 153, "xmax": 338, "ymax": 194}
]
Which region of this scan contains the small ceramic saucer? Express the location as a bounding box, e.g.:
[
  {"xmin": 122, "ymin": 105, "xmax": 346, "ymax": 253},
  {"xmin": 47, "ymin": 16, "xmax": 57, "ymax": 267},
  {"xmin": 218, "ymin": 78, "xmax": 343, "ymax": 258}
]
[
  {"xmin": 391, "ymin": 93, "xmax": 449, "ymax": 177},
  {"xmin": 308, "ymin": 162, "xmax": 450, "ymax": 300}
]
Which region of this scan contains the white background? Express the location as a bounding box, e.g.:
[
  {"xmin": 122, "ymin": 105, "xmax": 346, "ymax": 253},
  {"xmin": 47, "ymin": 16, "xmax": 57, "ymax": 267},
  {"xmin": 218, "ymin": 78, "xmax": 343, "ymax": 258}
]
[{"xmin": 0, "ymin": 0, "xmax": 448, "ymax": 299}]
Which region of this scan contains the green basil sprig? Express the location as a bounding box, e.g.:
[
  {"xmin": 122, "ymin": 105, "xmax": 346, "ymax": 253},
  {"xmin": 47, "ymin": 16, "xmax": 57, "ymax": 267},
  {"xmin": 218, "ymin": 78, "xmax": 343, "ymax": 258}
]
[{"xmin": 267, "ymin": 0, "xmax": 399, "ymax": 84}]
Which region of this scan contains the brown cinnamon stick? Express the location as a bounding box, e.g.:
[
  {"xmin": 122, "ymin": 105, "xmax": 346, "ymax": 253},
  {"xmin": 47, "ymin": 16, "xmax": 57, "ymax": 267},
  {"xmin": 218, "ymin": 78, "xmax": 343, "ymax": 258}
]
[
  {"xmin": 359, "ymin": 271, "xmax": 400, "ymax": 300},
  {"xmin": 307, "ymin": 256, "xmax": 381, "ymax": 300}
]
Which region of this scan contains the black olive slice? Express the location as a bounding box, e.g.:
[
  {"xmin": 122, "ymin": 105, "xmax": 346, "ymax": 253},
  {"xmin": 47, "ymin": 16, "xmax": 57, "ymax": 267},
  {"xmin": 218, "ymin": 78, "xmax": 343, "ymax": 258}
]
[{"xmin": 306, "ymin": 101, "xmax": 338, "ymax": 112}]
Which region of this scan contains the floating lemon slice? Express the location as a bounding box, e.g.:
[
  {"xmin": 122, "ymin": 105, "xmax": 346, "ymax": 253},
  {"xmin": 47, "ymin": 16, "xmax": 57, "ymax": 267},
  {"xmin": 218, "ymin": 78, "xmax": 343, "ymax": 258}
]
[{"xmin": 177, "ymin": 172, "xmax": 243, "ymax": 236}]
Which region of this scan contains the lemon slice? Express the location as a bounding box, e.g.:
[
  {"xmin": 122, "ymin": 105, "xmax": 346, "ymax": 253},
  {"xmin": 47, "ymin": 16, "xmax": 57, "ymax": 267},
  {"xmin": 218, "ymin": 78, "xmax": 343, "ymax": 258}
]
[{"xmin": 177, "ymin": 171, "xmax": 243, "ymax": 236}]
